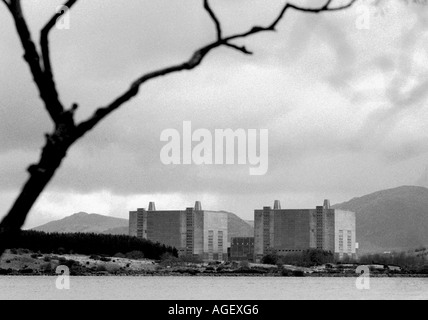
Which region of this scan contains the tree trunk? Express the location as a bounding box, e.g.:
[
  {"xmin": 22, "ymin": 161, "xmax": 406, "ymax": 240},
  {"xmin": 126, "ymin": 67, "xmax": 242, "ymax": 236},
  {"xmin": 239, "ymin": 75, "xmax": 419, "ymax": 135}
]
[{"xmin": 0, "ymin": 124, "xmax": 75, "ymax": 257}]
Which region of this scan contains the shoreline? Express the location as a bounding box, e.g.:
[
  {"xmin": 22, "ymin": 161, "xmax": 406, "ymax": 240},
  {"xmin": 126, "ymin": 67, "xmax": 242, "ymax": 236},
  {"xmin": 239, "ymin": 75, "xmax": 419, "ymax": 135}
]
[
  {"xmin": 1, "ymin": 251, "xmax": 427, "ymax": 278},
  {"xmin": 2, "ymin": 273, "xmax": 428, "ymax": 278}
]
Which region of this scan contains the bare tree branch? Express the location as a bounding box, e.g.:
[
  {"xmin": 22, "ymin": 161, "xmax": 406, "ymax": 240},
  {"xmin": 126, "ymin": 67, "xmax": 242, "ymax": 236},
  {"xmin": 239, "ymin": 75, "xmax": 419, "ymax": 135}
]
[
  {"xmin": 324, "ymin": 0, "xmax": 334, "ymax": 9},
  {"xmin": 3, "ymin": 0, "xmax": 66, "ymax": 124},
  {"xmin": 224, "ymin": 43, "xmax": 253, "ymax": 55},
  {"xmin": 76, "ymin": 44, "xmax": 218, "ymax": 136},
  {"xmin": 77, "ymin": 0, "xmax": 358, "ymax": 136},
  {"xmin": 40, "ymin": 0, "xmax": 78, "ymax": 99},
  {"xmin": 204, "ymin": 0, "xmax": 222, "ymax": 41},
  {"xmin": 1, "ymin": 0, "xmax": 10, "ymax": 10},
  {"xmin": 227, "ymin": 0, "xmax": 358, "ymax": 43}
]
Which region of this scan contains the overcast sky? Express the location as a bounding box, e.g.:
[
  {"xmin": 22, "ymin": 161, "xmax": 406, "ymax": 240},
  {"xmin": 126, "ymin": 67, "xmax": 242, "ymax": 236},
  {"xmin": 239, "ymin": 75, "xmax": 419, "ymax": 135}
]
[{"xmin": 1, "ymin": 0, "xmax": 428, "ymax": 228}]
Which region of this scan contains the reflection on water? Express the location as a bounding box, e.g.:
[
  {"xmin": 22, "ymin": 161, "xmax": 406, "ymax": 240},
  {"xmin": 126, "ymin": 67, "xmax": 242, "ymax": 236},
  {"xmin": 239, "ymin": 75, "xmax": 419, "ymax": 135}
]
[{"xmin": 0, "ymin": 276, "xmax": 427, "ymax": 300}]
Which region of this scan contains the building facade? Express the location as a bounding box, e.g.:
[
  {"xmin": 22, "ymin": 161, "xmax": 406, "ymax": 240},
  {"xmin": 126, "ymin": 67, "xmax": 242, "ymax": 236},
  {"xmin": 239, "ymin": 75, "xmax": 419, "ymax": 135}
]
[
  {"xmin": 129, "ymin": 202, "xmax": 228, "ymax": 261},
  {"xmin": 230, "ymin": 237, "xmax": 255, "ymax": 261},
  {"xmin": 254, "ymin": 200, "xmax": 356, "ymax": 261}
]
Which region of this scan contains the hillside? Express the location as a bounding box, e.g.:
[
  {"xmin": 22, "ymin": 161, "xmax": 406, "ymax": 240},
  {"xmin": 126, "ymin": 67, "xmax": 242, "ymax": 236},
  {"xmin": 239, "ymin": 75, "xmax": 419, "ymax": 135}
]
[
  {"xmin": 32, "ymin": 212, "xmax": 129, "ymax": 234},
  {"xmin": 245, "ymin": 220, "xmax": 255, "ymax": 228},
  {"xmin": 101, "ymin": 226, "xmax": 129, "ymax": 235},
  {"xmin": 224, "ymin": 212, "xmax": 254, "ymax": 241},
  {"xmin": 333, "ymin": 186, "xmax": 428, "ymax": 253},
  {"xmin": 32, "ymin": 211, "xmax": 254, "ymax": 241}
]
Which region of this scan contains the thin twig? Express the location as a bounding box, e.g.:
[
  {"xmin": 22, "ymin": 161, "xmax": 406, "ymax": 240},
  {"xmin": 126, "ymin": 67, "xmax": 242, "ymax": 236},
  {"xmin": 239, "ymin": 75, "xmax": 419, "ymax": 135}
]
[
  {"xmin": 77, "ymin": 0, "xmax": 358, "ymax": 136},
  {"xmin": 41, "ymin": 0, "xmax": 78, "ymax": 78},
  {"xmin": 204, "ymin": 0, "xmax": 222, "ymax": 40}
]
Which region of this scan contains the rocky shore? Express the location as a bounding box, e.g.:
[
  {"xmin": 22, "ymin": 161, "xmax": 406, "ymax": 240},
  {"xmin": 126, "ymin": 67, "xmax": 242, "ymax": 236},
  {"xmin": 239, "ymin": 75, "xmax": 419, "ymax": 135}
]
[{"xmin": 1, "ymin": 250, "xmax": 427, "ymax": 277}]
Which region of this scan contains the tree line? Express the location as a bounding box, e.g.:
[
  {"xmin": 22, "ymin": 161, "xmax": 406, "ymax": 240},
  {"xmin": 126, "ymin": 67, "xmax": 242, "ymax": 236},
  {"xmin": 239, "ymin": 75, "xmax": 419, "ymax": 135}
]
[
  {"xmin": 8, "ymin": 230, "xmax": 178, "ymax": 260},
  {"xmin": 357, "ymin": 249, "xmax": 427, "ymax": 271},
  {"xmin": 262, "ymin": 249, "xmax": 335, "ymax": 267}
]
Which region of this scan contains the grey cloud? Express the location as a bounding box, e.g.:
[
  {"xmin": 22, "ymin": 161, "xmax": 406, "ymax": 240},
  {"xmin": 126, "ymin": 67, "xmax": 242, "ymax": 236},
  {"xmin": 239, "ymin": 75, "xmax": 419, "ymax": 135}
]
[{"xmin": 1, "ymin": 0, "xmax": 428, "ymax": 215}]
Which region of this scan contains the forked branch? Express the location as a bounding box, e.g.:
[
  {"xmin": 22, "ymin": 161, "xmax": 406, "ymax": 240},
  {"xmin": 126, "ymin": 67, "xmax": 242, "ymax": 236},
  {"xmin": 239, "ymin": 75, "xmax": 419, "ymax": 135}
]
[
  {"xmin": 1, "ymin": 0, "xmax": 80, "ymax": 125},
  {"xmin": 77, "ymin": 0, "xmax": 358, "ymax": 137},
  {"xmin": 41, "ymin": 0, "xmax": 78, "ymax": 93}
]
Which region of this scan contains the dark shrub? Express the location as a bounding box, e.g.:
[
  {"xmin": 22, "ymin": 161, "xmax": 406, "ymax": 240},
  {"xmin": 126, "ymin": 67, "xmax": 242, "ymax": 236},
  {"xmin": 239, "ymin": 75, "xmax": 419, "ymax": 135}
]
[
  {"xmin": 100, "ymin": 257, "xmax": 111, "ymax": 262},
  {"xmin": 0, "ymin": 269, "xmax": 12, "ymax": 275},
  {"xmin": 160, "ymin": 253, "xmax": 180, "ymax": 267},
  {"xmin": 261, "ymin": 254, "xmax": 279, "ymax": 265},
  {"xmin": 126, "ymin": 251, "xmax": 145, "ymax": 260},
  {"xmin": 281, "ymin": 269, "xmax": 293, "ymax": 277},
  {"xmin": 311, "ymin": 250, "xmax": 334, "ymax": 266},
  {"xmin": 418, "ymin": 265, "xmax": 428, "ymax": 274},
  {"xmin": 216, "ymin": 265, "xmax": 225, "ymax": 272},
  {"xmin": 239, "ymin": 261, "xmax": 251, "ymax": 270},
  {"xmin": 179, "ymin": 255, "xmax": 203, "ymax": 264},
  {"xmin": 277, "ymin": 249, "xmax": 335, "ymax": 267},
  {"xmin": 177, "ymin": 268, "xmax": 199, "ymax": 275},
  {"xmin": 19, "ymin": 268, "xmax": 33, "ymax": 274},
  {"xmin": 292, "ymin": 270, "xmax": 305, "ymax": 277},
  {"xmin": 41, "ymin": 263, "xmax": 52, "ymax": 273},
  {"xmin": 64, "ymin": 259, "xmax": 79, "ymax": 268},
  {"xmin": 234, "ymin": 268, "xmax": 265, "ymax": 274},
  {"xmin": 96, "ymin": 264, "xmax": 107, "ymax": 272},
  {"xmin": 114, "ymin": 252, "xmax": 126, "ymax": 258}
]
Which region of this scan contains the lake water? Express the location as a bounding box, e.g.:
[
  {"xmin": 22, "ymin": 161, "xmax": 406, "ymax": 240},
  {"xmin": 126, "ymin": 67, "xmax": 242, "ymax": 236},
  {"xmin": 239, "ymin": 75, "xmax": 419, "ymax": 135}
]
[{"xmin": 0, "ymin": 276, "xmax": 427, "ymax": 300}]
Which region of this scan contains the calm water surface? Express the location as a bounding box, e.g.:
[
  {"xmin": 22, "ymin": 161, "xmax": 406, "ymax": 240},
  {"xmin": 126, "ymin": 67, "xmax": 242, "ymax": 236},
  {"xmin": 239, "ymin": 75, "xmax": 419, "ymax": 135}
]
[{"xmin": 0, "ymin": 276, "xmax": 427, "ymax": 300}]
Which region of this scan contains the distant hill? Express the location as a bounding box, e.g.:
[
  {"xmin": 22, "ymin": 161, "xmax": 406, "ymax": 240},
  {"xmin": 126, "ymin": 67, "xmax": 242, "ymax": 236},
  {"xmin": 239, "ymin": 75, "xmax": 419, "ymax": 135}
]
[
  {"xmin": 32, "ymin": 211, "xmax": 254, "ymax": 241},
  {"xmin": 245, "ymin": 220, "xmax": 254, "ymax": 228},
  {"xmin": 224, "ymin": 212, "xmax": 254, "ymax": 242},
  {"xmin": 333, "ymin": 186, "xmax": 428, "ymax": 253},
  {"xmin": 101, "ymin": 226, "xmax": 129, "ymax": 235},
  {"xmin": 32, "ymin": 212, "xmax": 129, "ymax": 235}
]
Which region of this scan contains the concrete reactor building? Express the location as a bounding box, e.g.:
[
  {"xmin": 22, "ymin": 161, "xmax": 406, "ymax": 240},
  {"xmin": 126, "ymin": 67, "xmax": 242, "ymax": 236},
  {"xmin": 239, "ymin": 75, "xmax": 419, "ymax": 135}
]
[
  {"xmin": 129, "ymin": 202, "xmax": 228, "ymax": 261},
  {"xmin": 254, "ymin": 200, "xmax": 356, "ymax": 261},
  {"xmin": 230, "ymin": 237, "xmax": 255, "ymax": 262}
]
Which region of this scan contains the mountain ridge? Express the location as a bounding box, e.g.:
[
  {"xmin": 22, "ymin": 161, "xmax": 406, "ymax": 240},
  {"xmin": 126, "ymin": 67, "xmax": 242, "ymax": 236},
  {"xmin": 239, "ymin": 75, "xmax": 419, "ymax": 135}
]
[
  {"xmin": 333, "ymin": 185, "xmax": 428, "ymax": 253},
  {"xmin": 32, "ymin": 186, "xmax": 428, "ymax": 254},
  {"xmin": 32, "ymin": 212, "xmax": 129, "ymax": 234},
  {"xmin": 32, "ymin": 210, "xmax": 254, "ymax": 242}
]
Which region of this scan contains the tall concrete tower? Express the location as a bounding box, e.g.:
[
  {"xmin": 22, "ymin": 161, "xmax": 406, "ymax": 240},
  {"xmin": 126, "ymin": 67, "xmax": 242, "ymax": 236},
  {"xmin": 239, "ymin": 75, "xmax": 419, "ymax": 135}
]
[
  {"xmin": 194, "ymin": 201, "xmax": 202, "ymax": 211},
  {"xmin": 323, "ymin": 199, "xmax": 331, "ymax": 209},
  {"xmin": 148, "ymin": 202, "xmax": 156, "ymax": 211},
  {"xmin": 274, "ymin": 200, "xmax": 281, "ymax": 210}
]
